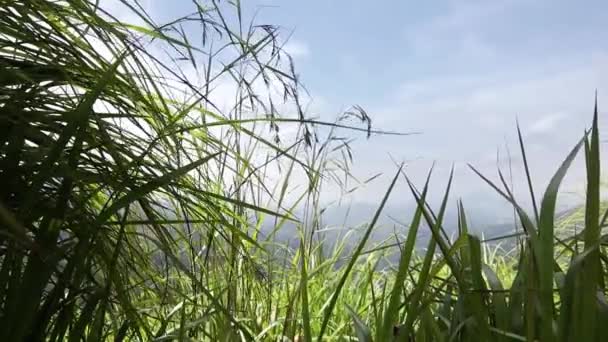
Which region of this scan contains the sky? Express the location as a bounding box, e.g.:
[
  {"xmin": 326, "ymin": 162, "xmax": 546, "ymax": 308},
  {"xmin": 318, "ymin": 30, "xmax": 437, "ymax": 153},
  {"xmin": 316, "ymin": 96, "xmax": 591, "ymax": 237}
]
[{"xmin": 103, "ymin": 0, "xmax": 608, "ymax": 234}]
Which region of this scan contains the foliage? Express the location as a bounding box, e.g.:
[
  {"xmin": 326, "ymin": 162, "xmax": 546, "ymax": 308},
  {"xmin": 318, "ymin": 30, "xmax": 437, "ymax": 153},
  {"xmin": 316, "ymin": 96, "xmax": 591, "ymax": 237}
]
[{"xmin": 1, "ymin": 1, "xmax": 607, "ymax": 341}]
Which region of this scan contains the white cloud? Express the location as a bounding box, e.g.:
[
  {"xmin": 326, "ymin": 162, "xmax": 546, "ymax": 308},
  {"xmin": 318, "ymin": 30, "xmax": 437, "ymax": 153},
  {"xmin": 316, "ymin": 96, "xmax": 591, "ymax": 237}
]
[
  {"xmin": 283, "ymin": 40, "xmax": 310, "ymax": 58},
  {"xmin": 402, "ymin": 0, "xmax": 511, "ymax": 56},
  {"xmin": 529, "ymin": 113, "xmax": 566, "ymax": 134},
  {"xmin": 319, "ymin": 55, "xmax": 608, "ymax": 221},
  {"xmin": 85, "ymin": 0, "xmax": 608, "ymax": 230},
  {"xmin": 97, "ymin": 0, "xmax": 151, "ymax": 25}
]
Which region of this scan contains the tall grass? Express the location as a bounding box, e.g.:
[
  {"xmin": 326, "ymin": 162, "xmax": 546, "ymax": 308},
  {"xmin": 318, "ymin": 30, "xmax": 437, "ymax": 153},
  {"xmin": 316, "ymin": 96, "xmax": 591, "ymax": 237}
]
[
  {"xmin": 1, "ymin": 1, "xmax": 607, "ymax": 341},
  {"xmin": 0, "ymin": 0, "xmax": 353, "ymax": 340}
]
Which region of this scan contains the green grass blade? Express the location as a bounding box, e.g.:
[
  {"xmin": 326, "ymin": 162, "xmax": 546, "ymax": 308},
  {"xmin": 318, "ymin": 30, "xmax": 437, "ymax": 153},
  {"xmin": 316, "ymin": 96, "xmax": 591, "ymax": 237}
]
[
  {"xmin": 379, "ymin": 169, "xmax": 432, "ymax": 341},
  {"xmin": 516, "ymin": 121, "xmax": 540, "ymax": 225},
  {"xmin": 576, "ymin": 96, "xmax": 602, "ymax": 342},
  {"xmin": 317, "ymin": 164, "xmax": 403, "ymax": 340},
  {"xmin": 346, "ymin": 304, "xmax": 373, "ymax": 342},
  {"xmin": 536, "ymin": 133, "xmax": 585, "ymax": 341},
  {"xmin": 299, "ymin": 239, "xmax": 312, "ymax": 342},
  {"xmin": 94, "ymin": 153, "xmax": 221, "ymax": 225},
  {"xmin": 467, "ymin": 234, "xmax": 491, "ymax": 341}
]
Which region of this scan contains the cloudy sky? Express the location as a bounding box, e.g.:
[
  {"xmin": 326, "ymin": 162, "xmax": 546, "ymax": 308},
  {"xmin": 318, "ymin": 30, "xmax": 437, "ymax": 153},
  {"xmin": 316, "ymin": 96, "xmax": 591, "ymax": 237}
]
[{"xmin": 105, "ymin": 0, "xmax": 608, "ymax": 232}]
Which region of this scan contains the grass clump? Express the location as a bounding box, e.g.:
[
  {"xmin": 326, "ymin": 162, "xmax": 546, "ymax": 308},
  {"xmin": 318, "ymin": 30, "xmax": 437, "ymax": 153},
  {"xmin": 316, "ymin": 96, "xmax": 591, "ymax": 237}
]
[
  {"xmin": 1, "ymin": 1, "xmax": 608, "ymax": 341},
  {"xmin": 0, "ymin": 0, "xmax": 331, "ymax": 340}
]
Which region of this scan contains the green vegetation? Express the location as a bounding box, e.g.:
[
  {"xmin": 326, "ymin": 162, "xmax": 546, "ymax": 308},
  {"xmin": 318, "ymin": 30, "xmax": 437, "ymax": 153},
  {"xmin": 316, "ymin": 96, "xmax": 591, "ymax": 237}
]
[{"xmin": 1, "ymin": 1, "xmax": 607, "ymax": 341}]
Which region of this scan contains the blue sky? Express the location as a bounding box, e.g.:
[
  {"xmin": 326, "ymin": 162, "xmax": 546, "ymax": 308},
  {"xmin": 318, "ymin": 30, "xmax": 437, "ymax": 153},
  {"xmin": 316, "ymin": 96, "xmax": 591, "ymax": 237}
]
[{"xmin": 106, "ymin": 0, "xmax": 608, "ymax": 230}]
